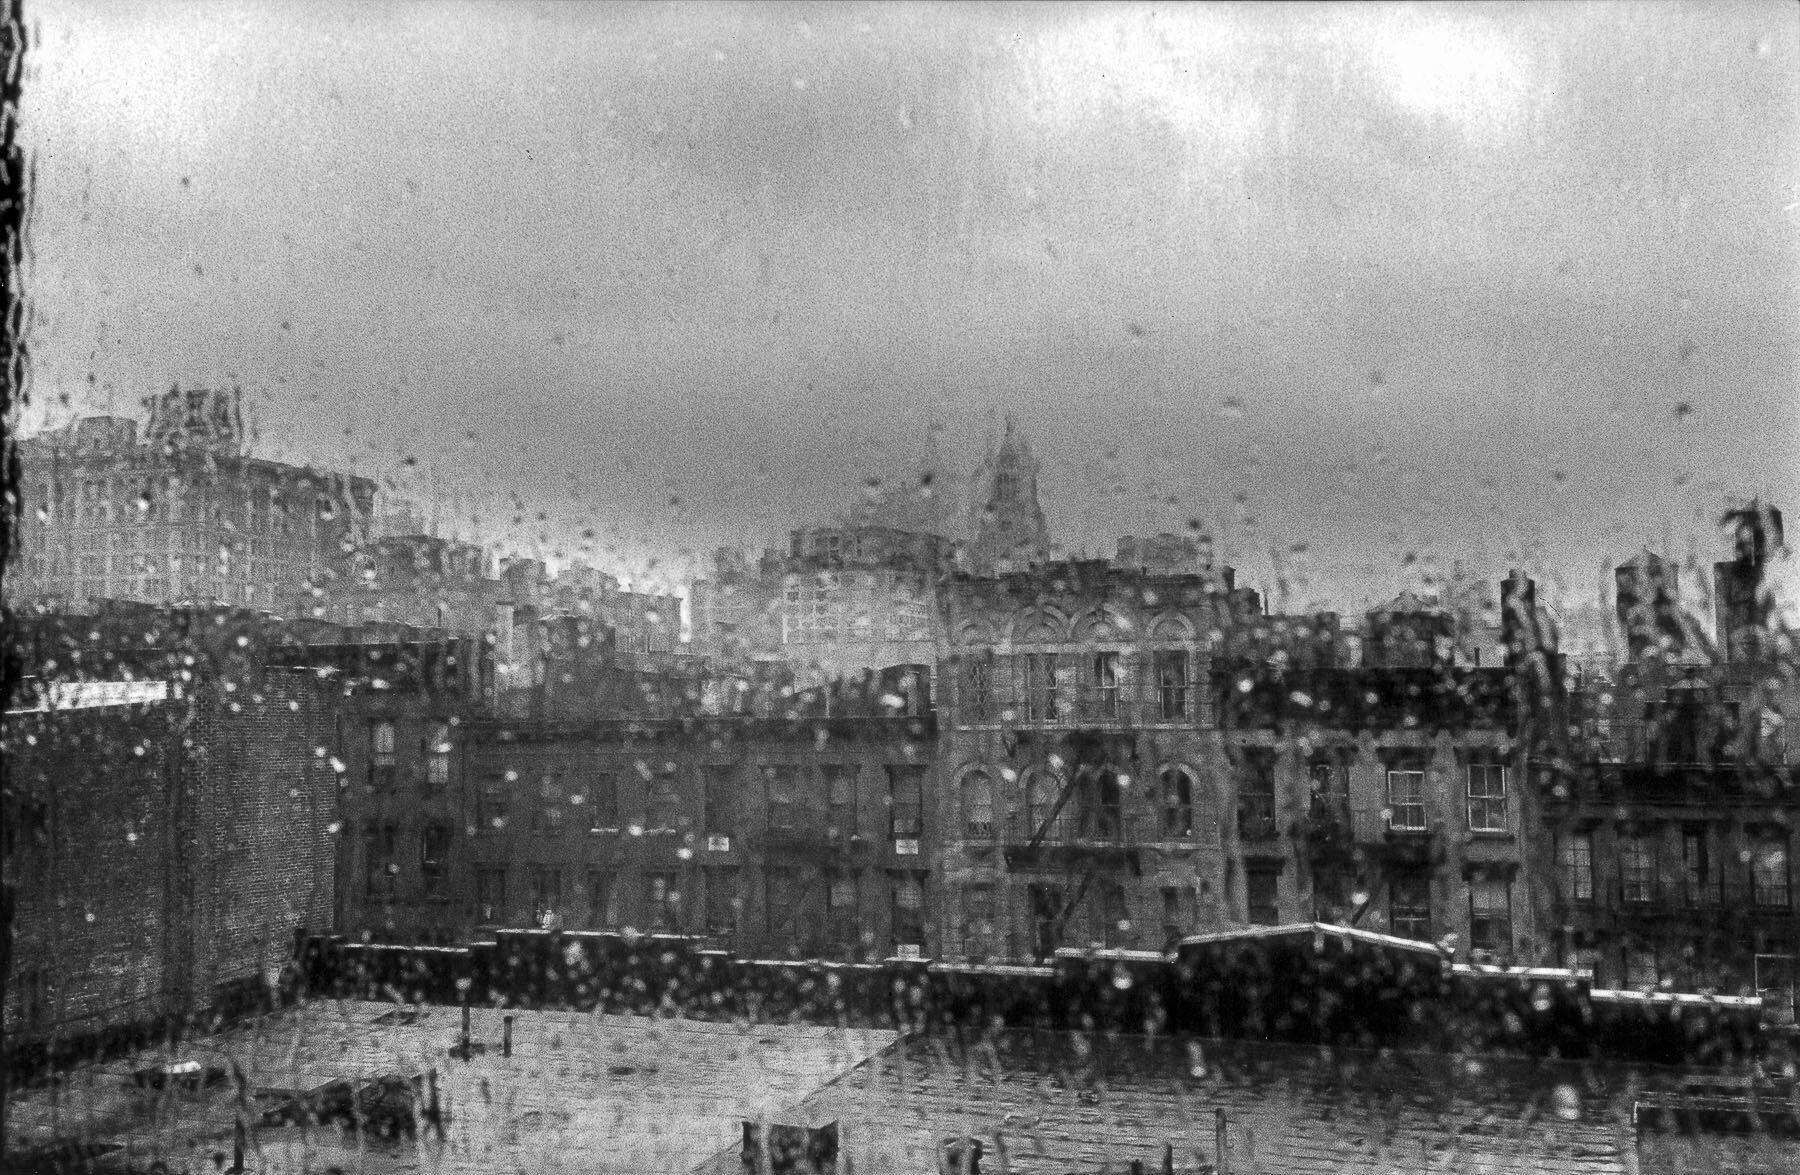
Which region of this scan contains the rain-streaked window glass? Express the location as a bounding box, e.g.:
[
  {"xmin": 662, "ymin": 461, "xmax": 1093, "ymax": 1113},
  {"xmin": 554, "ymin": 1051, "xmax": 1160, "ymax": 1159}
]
[{"xmin": 9, "ymin": 3, "xmax": 1800, "ymax": 1173}]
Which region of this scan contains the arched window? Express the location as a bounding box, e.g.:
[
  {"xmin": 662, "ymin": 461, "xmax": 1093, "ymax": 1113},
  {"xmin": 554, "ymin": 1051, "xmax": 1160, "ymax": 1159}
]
[
  {"xmin": 1074, "ymin": 608, "xmax": 1127, "ymax": 643},
  {"xmin": 1159, "ymin": 766, "xmax": 1196, "ymax": 838},
  {"xmin": 1013, "ymin": 608, "xmax": 1064, "ymax": 644},
  {"xmin": 962, "ymin": 770, "xmax": 995, "ymax": 839},
  {"xmin": 1149, "ymin": 613, "xmax": 1194, "ymax": 642}
]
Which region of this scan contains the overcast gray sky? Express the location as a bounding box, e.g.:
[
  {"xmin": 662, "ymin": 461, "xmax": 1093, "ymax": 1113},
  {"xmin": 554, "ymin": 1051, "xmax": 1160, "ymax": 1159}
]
[{"xmin": 18, "ymin": 1, "xmax": 1800, "ymax": 611}]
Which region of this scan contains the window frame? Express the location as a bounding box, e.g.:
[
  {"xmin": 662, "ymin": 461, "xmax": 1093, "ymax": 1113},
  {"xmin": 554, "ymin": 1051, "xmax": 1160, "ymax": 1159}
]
[
  {"xmin": 1154, "ymin": 649, "xmax": 1189, "ymax": 721},
  {"xmin": 962, "ymin": 769, "xmax": 995, "ymax": 839},
  {"xmin": 1464, "ymin": 761, "xmax": 1508, "ymax": 833},
  {"xmin": 1159, "ymin": 766, "xmax": 1195, "ymax": 839},
  {"xmin": 1560, "ymin": 830, "xmax": 1595, "ymax": 904},
  {"xmin": 1467, "ymin": 876, "xmax": 1512, "ymax": 955},
  {"xmin": 1385, "ymin": 768, "xmax": 1427, "ymax": 832},
  {"xmin": 369, "ymin": 720, "xmax": 397, "ymax": 792},
  {"xmin": 1619, "ymin": 831, "xmax": 1657, "ymax": 904},
  {"xmin": 1389, "ymin": 874, "xmax": 1432, "ymax": 941}
]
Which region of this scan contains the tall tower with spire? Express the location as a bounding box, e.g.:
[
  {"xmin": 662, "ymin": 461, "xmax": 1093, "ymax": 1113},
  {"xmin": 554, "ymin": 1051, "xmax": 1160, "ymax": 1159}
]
[{"xmin": 967, "ymin": 415, "xmax": 1051, "ymax": 572}]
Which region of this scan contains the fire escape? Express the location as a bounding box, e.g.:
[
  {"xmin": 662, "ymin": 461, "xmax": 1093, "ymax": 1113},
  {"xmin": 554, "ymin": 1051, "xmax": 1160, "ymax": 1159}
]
[{"xmin": 1003, "ymin": 738, "xmax": 1141, "ymax": 960}]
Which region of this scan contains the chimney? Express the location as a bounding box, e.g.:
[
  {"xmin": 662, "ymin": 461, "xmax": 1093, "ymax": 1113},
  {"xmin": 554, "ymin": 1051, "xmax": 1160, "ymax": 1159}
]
[{"xmin": 1614, "ymin": 551, "xmax": 1684, "ymax": 663}]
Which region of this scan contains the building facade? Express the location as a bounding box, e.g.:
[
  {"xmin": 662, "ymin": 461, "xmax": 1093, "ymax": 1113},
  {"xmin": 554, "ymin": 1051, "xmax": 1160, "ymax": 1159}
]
[
  {"xmin": 12, "ymin": 396, "xmax": 377, "ymax": 616},
  {"xmin": 1535, "ymin": 508, "xmax": 1800, "ymax": 1007},
  {"xmin": 689, "ymin": 524, "xmax": 953, "ymax": 684},
  {"xmin": 931, "ymin": 547, "xmax": 1264, "ymax": 961},
  {"xmin": 3, "ymin": 605, "xmax": 345, "ymax": 1048},
  {"xmin": 335, "ymin": 692, "xmax": 938, "ymax": 960},
  {"xmin": 931, "ymin": 549, "xmax": 1548, "ymax": 965}
]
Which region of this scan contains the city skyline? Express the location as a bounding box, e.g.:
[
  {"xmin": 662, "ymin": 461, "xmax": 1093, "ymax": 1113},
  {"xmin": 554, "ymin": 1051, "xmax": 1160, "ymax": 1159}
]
[{"xmin": 16, "ymin": 1, "xmax": 1798, "ymax": 610}]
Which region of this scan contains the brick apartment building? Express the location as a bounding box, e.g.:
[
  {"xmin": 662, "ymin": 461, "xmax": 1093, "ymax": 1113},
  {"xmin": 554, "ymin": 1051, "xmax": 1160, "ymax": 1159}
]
[
  {"xmin": 333, "ymin": 648, "xmax": 937, "ymax": 959},
  {"xmin": 1535, "ymin": 503, "xmax": 1800, "ymax": 1006},
  {"xmin": 3, "ymin": 605, "xmax": 346, "ymax": 1048},
  {"xmin": 932, "ymin": 536, "xmax": 1554, "ymax": 964}
]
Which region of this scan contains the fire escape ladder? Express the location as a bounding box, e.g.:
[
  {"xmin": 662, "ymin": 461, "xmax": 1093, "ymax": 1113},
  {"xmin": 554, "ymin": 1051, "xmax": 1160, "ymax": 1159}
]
[
  {"xmin": 1056, "ymin": 867, "xmax": 1099, "ymax": 932},
  {"xmin": 1026, "ymin": 767, "xmax": 1087, "ymax": 851}
]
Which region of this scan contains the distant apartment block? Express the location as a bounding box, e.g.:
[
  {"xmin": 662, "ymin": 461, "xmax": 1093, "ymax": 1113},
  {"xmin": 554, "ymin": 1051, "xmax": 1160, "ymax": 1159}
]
[{"xmin": 12, "ymin": 391, "xmax": 376, "ymax": 615}]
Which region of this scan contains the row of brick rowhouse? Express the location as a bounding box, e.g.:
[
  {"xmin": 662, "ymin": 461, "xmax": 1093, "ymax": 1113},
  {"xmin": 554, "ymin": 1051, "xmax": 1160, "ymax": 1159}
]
[
  {"xmin": 7, "ymin": 505, "xmax": 1795, "ymax": 1052},
  {"xmin": 329, "ymin": 554, "xmax": 1568, "ymax": 973}
]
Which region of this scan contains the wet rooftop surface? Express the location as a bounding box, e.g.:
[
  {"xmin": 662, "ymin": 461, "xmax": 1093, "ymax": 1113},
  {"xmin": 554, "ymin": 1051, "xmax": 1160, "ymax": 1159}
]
[
  {"xmin": 5, "ymin": 1000, "xmax": 896, "ymax": 1174},
  {"xmin": 7, "ymin": 1000, "xmax": 1800, "ymax": 1174}
]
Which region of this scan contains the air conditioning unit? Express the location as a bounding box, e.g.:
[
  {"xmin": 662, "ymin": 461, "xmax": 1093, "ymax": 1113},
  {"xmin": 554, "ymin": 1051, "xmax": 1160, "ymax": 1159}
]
[
  {"xmin": 706, "ymin": 834, "xmax": 731, "ymax": 852},
  {"xmin": 894, "ymin": 838, "xmax": 920, "ymax": 856}
]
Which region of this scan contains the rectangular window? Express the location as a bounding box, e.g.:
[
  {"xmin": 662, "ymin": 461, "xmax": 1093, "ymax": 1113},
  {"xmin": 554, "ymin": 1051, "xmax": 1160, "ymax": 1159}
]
[
  {"xmin": 706, "ymin": 868, "xmax": 739, "ymax": 937},
  {"xmin": 531, "ymin": 867, "xmax": 563, "ymax": 925},
  {"xmin": 1683, "ymin": 828, "xmax": 1717, "ymax": 906},
  {"xmin": 1620, "ymin": 832, "xmax": 1656, "ymax": 904},
  {"xmin": 1090, "ymin": 651, "xmax": 1119, "ymax": 719},
  {"xmin": 1624, "ymin": 947, "xmax": 1659, "ymax": 990},
  {"xmin": 1155, "ymin": 650, "xmax": 1189, "ymax": 721},
  {"xmin": 419, "ymin": 822, "xmax": 452, "ymax": 900},
  {"xmin": 1161, "ymin": 768, "xmax": 1194, "ymax": 838},
  {"xmin": 647, "ymin": 770, "xmax": 681, "ymax": 832},
  {"xmin": 887, "ymin": 765, "xmax": 925, "ymax": 840},
  {"xmin": 1464, "ymin": 762, "xmax": 1508, "ymax": 832},
  {"xmin": 891, "ymin": 873, "xmax": 925, "ymax": 948},
  {"xmin": 424, "ymin": 722, "xmax": 452, "ymax": 791},
  {"xmin": 963, "ymin": 884, "xmax": 997, "ymax": 959},
  {"xmin": 363, "ymin": 820, "xmax": 398, "ymax": 899},
  {"xmin": 1094, "ymin": 881, "xmax": 1130, "ymax": 949},
  {"xmin": 646, "ymin": 872, "xmax": 679, "ymax": 931},
  {"xmin": 1237, "ymin": 751, "xmax": 1277, "ymax": 839},
  {"xmin": 765, "ymin": 765, "xmax": 799, "ymax": 832},
  {"xmin": 586, "ymin": 870, "xmax": 615, "ymax": 929},
  {"xmin": 1390, "ymin": 874, "xmax": 1432, "ymax": 941},
  {"xmin": 369, "ymin": 720, "xmax": 397, "ymax": 792},
  {"xmin": 1753, "ymin": 835, "xmax": 1791, "ymax": 909},
  {"xmin": 532, "ymin": 774, "xmax": 565, "ymax": 835},
  {"xmin": 477, "ymin": 777, "xmax": 509, "ymax": 833},
  {"xmin": 1022, "ymin": 653, "xmax": 1058, "ymax": 722},
  {"xmin": 586, "ymin": 773, "xmax": 618, "ymax": 830},
  {"xmin": 1386, "ymin": 769, "xmax": 1427, "ymax": 832},
  {"xmin": 474, "ymin": 867, "xmax": 507, "ymax": 924},
  {"xmin": 1308, "ymin": 758, "xmax": 1349, "ymax": 799},
  {"xmin": 703, "ymin": 765, "xmax": 734, "ymax": 836},
  {"xmin": 827, "ymin": 872, "xmax": 859, "ymax": 943},
  {"xmin": 1246, "ymin": 867, "xmax": 1279, "ymax": 926},
  {"xmin": 1468, "ymin": 878, "xmax": 1511, "ymax": 955},
  {"xmin": 1560, "ymin": 831, "xmax": 1594, "ymax": 903},
  {"xmin": 1161, "ymin": 885, "xmax": 1185, "ymax": 945},
  {"xmin": 765, "ymin": 867, "xmax": 800, "ymax": 938},
  {"xmin": 824, "ymin": 765, "xmax": 857, "ymax": 839}
]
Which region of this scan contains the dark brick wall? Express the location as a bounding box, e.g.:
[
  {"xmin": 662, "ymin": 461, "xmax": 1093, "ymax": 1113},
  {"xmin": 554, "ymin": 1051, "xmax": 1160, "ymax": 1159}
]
[
  {"xmin": 187, "ymin": 670, "xmax": 340, "ymax": 1003},
  {"xmin": 3, "ymin": 667, "xmax": 342, "ymax": 1049},
  {"xmin": 3, "ymin": 703, "xmax": 179, "ymax": 1039}
]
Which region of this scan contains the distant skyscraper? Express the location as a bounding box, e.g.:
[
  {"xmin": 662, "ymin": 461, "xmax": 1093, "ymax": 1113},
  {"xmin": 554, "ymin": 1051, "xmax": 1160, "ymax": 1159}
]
[{"xmin": 967, "ymin": 416, "xmax": 1051, "ymax": 573}]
